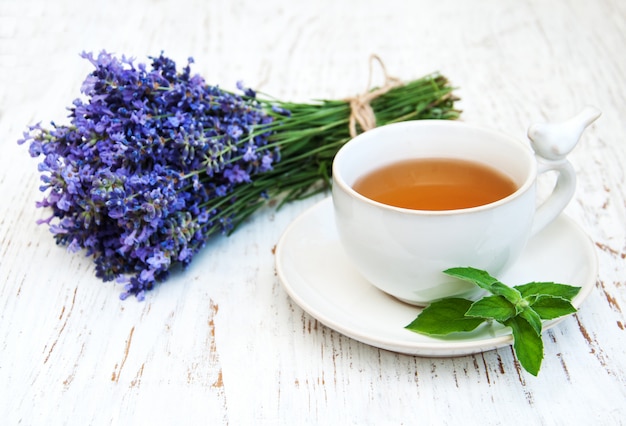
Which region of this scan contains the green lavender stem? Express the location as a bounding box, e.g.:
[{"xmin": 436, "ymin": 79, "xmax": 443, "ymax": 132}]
[{"xmin": 223, "ymin": 72, "xmax": 460, "ymax": 233}]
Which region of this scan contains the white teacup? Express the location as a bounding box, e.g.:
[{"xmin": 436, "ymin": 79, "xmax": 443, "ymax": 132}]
[{"xmin": 332, "ymin": 108, "xmax": 600, "ymax": 305}]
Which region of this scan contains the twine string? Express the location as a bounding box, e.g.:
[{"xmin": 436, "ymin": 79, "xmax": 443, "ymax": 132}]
[{"xmin": 347, "ymin": 55, "xmax": 404, "ymax": 138}]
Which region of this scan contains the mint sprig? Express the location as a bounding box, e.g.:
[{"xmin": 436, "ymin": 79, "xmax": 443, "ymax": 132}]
[{"xmin": 405, "ymin": 267, "xmax": 581, "ymax": 376}]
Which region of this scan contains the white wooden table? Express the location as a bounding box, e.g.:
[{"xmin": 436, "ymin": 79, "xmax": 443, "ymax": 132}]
[{"xmin": 1, "ymin": 0, "xmax": 625, "ymax": 424}]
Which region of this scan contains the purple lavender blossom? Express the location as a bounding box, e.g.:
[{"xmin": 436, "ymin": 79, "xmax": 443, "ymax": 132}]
[{"xmin": 18, "ymin": 51, "xmax": 282, "ymax": 300}]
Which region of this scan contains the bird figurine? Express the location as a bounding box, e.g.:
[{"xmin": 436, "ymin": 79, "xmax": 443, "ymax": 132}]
[{"xmin": 527, "ymin": 106, "xmax": 601, "ymax": 161}]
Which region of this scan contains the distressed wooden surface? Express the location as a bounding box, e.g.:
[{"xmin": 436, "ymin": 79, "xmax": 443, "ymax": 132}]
[{"xmin": 1, "ymin": 0, "xmax": 625, "ymax": 424}]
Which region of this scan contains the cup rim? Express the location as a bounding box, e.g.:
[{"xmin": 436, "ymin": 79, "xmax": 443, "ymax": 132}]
[{"xmin": 332, "ymin": 120, "xmax": 537, "ymax": 216}]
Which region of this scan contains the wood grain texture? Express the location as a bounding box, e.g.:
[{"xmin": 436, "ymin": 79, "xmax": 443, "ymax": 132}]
[{"xmin": 1, "ymin": 0, "xmax": 625, "ymax": 424}]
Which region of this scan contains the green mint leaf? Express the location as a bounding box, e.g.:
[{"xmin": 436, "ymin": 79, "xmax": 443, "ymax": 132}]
[
  {"xmin": 443, "ymin": 267, "xmax": 501, "ymax": 292},
  {"xmin": 405, "ymin": 298, "xmax": 485, "ymax": 336},
  {"xmin": 490, "ymin": 282, "xmax": 523, "ymax": 306},
  {"xmin": 406, "ymin": 267, "xmax": 580, "ymax": 376},
  {"xmin": 504, "ymin": 316, "xmax": 544, "ymax": 376},
  {"xmin": 514, "ymin": 282, "xmax": 581, "ymax": 301},
  {"xmin": 519, "ymin": 308, "xmax": 543, "ymax": 335},
  {"xmin": 530, "ymin": 295, "xmax": 577, "ymax": 319},
  {"xmin": 465, "ymin": 295, "xmax": 517, "ymax": 322}
]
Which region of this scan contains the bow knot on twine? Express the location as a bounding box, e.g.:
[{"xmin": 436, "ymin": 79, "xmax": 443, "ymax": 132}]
[{"xmin": 347, "ymin": 55, "xmax": 404, "ymax": 138}]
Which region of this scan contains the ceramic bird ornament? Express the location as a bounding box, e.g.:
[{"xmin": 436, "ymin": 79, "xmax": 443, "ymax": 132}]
[{"xmin": 527, "ymin": 106, "xmax": 601, "ymax": 161}]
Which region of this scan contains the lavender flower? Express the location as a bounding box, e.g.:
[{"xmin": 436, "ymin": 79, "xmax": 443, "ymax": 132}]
[
  {"xmin": 19, "ymin": 51, "xmax": 279, "ymax": 300},
  {"xmin": 19, "ymin": 51, "xmax": 460, "ymax": 300}
]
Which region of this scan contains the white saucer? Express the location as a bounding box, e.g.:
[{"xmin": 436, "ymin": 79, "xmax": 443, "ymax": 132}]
[{"xmin": 275, "ymin": 197, "xmax": 597, "ymax": 357}]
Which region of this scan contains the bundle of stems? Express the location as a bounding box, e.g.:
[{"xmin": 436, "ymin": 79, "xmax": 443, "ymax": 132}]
[
  {"xmin": 19, "ymin": 51, "xmax": 459, "ymax": 299},
  {"xmin": 219, "ymin": 74, "xmax": 460, "ymax": 232}
]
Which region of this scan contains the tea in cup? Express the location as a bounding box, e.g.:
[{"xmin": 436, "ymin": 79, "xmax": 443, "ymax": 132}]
[{"xmin": 331, "ymin": 108, "xmax": 600, "ymax": 305}]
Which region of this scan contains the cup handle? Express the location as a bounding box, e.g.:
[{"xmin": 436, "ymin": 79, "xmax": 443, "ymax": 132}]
[
  {"xmin": 531, "ymin": 159, "xmax": 576, "ymax": 235},
  {"xmin": 527, "ymin": 106, "xmax": 601, "ymax": 235}
]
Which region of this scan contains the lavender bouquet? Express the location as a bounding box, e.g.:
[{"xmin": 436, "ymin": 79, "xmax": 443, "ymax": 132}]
[{"xmin": 19, "ymin": 51, "xmax": 459, "ymax": 300}]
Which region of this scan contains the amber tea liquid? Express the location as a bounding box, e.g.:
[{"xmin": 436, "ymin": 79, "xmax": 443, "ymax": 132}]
[{"xmin": 352, "ymin": 158, "xmax": 518, "ymax": 211}]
